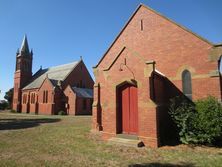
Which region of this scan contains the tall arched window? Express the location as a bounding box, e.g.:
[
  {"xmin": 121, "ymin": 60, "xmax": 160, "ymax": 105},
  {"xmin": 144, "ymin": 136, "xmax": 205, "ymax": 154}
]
[
  {"xmin": 182, "ymin": 70, "xmax": 192, "ymax": 100},
  {"xmin": 43, "ymin": 91, "xmax": 45, "ymax": 103},
  {"xmin": 45, "ymin": 91, "xmax": 48, "ymax": 103},
  {"xmin": 218, "ymin": 55, "xmax": 222, "ymax": 75}
]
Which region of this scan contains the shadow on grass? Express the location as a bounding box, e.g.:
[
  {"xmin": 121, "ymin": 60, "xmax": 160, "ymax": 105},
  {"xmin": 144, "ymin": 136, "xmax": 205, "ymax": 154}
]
[
  {"xmin": 0, "ymin": 118, "xmax": 60, "ymax": 130},
  {"xmin": 129, "ymin": 162, "xmax": 194, "ymax": 167}
]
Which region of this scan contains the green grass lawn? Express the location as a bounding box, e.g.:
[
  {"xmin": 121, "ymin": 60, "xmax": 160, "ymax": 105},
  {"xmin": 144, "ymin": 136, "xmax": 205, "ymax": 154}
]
[{"xmin": 0, "ymin": 111, "xmax": 222, "ymax": 167}]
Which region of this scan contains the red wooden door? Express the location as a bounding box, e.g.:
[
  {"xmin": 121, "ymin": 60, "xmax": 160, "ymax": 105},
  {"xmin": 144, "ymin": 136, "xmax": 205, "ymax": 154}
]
[{"xmin": 121, "ymin": 85, "xmax": 138, "ymax": 134}]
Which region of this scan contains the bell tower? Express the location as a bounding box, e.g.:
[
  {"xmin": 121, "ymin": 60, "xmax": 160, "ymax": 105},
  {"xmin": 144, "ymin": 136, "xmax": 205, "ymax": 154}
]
[{"xmin": 13, "ymin": 35, "xmax": 33, "ymax": 112}]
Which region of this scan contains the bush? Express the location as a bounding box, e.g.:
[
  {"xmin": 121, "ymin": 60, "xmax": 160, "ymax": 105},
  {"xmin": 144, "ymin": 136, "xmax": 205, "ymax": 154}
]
[
  {"xmin": 169, "ymin": 96, "xmax": 197, "ymax": 144},
  {"xmin": 10, "ymin": 109, "xmax": 17, "ymax": 113},
  {"xmin": 195, "ymin": 96, "xmax": 222, "ymax": 144},
  {"xmin": 58, "ymin": 110, "xmax": 67, "ymax": 115},
  {"xmin": 169, "ymin": 96, "xmax": 222, "ymax": 145},
  {"xmin": 0, "ymin": 101, "xmax": 9, "ymax": 110}
]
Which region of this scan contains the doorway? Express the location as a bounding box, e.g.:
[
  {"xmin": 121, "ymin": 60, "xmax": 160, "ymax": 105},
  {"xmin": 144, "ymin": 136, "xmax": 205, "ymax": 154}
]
[{"xmin": 117, "ymin": 83, "xmax": 138, "ymax": 135}]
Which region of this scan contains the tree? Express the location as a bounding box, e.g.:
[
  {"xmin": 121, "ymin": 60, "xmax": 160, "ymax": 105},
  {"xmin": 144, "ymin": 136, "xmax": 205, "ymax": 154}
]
[{"xmin": 4, "ymin": 88, "xmax": 13, "ymax": 109}]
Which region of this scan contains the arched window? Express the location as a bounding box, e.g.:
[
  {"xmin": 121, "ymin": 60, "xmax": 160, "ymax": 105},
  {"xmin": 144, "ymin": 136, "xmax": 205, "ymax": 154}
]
[
  {"xmin": 43, "ymin": 91, "xmax": 45, "ymax": 103},
  {"xmin": 182, "ymin": 70, "xmax": 192, "ymax": 100},
  {"xmin": 218, "ymin": 56, "xmax": 222, "ymax": 75},
  {"xmin": 43, "ymin": 90, "xmax": 48, "ymax": 103},
  {"xmin": 45, "ymin": 91, "xmax": 48, "ymax": 103},
  {"xmin": 31, "ymin": 93, "xmax": 35, "ymax": 104}
]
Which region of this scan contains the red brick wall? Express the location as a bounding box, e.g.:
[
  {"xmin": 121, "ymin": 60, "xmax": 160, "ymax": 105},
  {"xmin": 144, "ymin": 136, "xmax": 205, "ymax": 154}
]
[
  {"xmin": 92, "ymin": 5, "xmax": 221, "ymax": 147},
  {"xmin": 64, "ymin": 86, "xmax": 76, "ymax": 115},
  {"xmin": 21, "ymin": 89, "xmax": 38, "ymax": 114},
  {"xmin": 76, "ymin": 97, "xmax": 92, "ymax": 115},
  {"xmin": 64, "ymin": 85, "xmax": 93, "ymax": 115},
  {"xmin": 29, "ymin": 90, "xmax": 38, "ymax": 114},
  {"xmin": 38, "ymin": 78, "xmax": 54, "ymax": 115},
  {"xmin": 63, "ymin": 60, "xmax": 94, "ymax": 89}
]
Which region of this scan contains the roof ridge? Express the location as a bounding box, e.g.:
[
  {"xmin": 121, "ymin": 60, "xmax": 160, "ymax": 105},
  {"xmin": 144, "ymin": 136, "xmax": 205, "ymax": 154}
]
[{"xmin": 47, "ymin": 60, "xmax": 80, "ymax": 70}]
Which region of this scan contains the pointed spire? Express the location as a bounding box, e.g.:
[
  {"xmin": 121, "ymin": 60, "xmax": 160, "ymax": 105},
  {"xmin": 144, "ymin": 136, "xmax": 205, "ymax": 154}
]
[{"xmin": 20, "ymin": 34, "xmax": 30, "ymax": 54}]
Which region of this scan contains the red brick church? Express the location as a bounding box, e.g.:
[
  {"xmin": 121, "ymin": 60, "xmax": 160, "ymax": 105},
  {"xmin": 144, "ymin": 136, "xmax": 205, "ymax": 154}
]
[
  {"xmin": 13, "ymin": 36, "xmax": 94, "ymax": 115},
  {"xmin": 92, "ymin": 4, "xmax": 222, "ymax": 147}
]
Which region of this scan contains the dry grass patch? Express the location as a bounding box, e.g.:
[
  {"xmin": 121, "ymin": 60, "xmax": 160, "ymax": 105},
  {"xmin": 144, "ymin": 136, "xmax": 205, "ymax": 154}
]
[{"xmin": 0, "ymin": 111, "xmax": 222, "ymax": 166}]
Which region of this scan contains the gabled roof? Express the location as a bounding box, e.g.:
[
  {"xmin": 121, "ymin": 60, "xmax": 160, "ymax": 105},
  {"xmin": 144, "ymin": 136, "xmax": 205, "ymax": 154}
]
[
  {"xmin": 71, "ymin": 87, "xmax": 93, "ymax": 98},
  {"xmin": 23, "ymin": 61, "xmax": 80, "ymax": 90},
  {"xmin": 94, "ymin": 4, "xmax": 214, "ymax": 68}
]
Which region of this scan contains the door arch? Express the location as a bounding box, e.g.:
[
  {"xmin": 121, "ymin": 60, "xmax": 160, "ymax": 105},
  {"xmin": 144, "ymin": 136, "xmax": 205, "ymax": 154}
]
[{"xmin": 116, "ymin": 82, "xmax": 138, "ymax": 135}]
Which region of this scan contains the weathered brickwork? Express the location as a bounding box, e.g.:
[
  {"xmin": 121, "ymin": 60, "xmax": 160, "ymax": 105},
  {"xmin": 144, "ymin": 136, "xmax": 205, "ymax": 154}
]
[{"xmin": 92, "ymin": 4, "xmax": 222, "ymax": 148}]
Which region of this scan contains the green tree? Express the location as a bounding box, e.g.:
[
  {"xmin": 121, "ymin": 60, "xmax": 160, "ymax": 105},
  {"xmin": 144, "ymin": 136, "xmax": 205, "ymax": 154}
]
[
  {"xmin": 4, "ymin": 88, "xmax": 13, "ymax": 109},
  {"xmin": 0, "ymin": 100, "xmax": 8, "ymax": 110}
]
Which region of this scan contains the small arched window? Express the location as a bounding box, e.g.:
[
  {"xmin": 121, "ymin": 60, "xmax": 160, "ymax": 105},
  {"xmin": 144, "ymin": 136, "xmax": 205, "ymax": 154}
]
[
  {"xmin": 182, "ymin": 70, "xmax": 192, "ymax": 100},
  {"xmin": 218, "ymin": 56, "xmax": 222, "ymax": 75},
  {"xmin": 45, "ymin": 91, "xmax": 48, "ymax": 103},
  {"xmin": 43, "ymin": 91, "xmax": 45, "ymax": 103}
]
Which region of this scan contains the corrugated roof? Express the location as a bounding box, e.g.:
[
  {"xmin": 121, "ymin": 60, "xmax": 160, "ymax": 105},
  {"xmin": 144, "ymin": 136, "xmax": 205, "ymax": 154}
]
[
  {"xmin": 71, "ymin": 87, "xmax": 93, "ymax": 98},
  {"xmin": 23, "ymin": 61, "xmax": 80, "ymax": 90}
]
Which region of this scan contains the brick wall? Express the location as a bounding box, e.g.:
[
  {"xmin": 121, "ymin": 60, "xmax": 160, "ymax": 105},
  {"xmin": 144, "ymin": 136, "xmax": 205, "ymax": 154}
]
[
  {"xmin": 63, "ymin": 60, "xmax": 94, "ymax": 89},
  {"xmin": 38, "ymin": 78, "xmax": 54, "ymax": 115},
  {"xmin": 92, "ymin": 5, "xmax": 221, "ymax": 148}
]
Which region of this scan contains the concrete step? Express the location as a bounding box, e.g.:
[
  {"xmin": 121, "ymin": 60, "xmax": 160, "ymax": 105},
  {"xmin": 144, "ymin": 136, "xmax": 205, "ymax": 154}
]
[
  {"xmin": 108, "ymin": 136, "xmax": 144, "ymax": 147},
  {"xmin": 116, "ymin": 134, "xmax": 139, "ymax": 140}
]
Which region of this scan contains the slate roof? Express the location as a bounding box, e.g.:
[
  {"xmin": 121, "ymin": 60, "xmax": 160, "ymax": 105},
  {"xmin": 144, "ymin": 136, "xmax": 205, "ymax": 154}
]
[
  {"xmin": 23, "ymin": 61, "xmax": 80, "ymax": 90},
  {"xmin": 71, "ymin": 87, "xmax": 93, "ymax": 98}
]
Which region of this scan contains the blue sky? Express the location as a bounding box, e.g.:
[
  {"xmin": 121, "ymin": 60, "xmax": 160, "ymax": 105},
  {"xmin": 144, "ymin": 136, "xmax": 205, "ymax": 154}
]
[{"xmin": 0, "ymin": 0, "xmax": 222, "ymax": 100}]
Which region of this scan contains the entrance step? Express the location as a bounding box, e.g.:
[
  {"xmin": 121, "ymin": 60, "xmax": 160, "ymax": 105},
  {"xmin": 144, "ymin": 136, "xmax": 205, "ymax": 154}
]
[
  {"xmin": 108, "ymin": 136, "xmax": 144, "ymax": 147},
  {"xmin": 116, "ymin": 134, "xmax": 138, "ymax": 140}
]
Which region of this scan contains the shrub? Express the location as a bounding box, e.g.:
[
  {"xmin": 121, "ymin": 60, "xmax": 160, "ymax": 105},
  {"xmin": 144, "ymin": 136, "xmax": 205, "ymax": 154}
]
[
  {"xmin": 58, "ymin": 110, "xmax": 67, "ymax": 115},
  {"xmin": 169, "ymin": 96, "xmax": 197, "ymax": 144},
  {"xmin": 195, "ymin": 96, "xmax": 222, "ymax": 144},
  {"xmin": 0, "ymin": 101, "xmax": 9, "ymax": 110},
  {"xmin": 169, "ymin": 96, "xmax": 222, "ymax": 145},
  {"xmin": 10, "ymin": 109, "xmax": 17, "ymax": 113}
]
